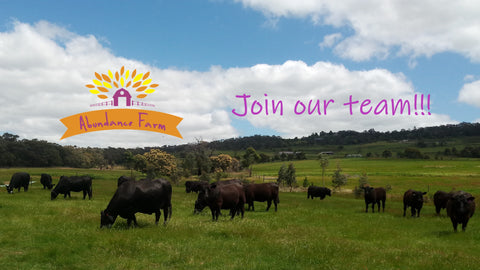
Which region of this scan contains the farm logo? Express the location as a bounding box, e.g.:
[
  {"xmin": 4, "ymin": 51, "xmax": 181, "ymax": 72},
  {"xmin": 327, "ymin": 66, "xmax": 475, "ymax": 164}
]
[{"xmin": 60, "ymin": 67, "xmax": 183, "ymax": 140}]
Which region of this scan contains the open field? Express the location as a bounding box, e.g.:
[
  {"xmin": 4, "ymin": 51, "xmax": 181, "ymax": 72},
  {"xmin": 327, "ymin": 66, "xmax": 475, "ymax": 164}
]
[{"xmin": 0, "ymin": 160, "xmax": 479, "ymax": 269}]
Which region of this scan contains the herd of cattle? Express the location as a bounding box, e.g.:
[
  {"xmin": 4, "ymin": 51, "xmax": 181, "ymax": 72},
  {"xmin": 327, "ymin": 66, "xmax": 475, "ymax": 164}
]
[{"xmin": 3, "ymin": 172, "xmax": 476, "ymax": 232}]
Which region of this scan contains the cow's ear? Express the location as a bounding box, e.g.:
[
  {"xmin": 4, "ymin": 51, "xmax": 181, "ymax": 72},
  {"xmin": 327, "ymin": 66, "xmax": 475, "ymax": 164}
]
[{"xmin": 468, "ymin": 196, "xmax": 475, "ymax": 202}]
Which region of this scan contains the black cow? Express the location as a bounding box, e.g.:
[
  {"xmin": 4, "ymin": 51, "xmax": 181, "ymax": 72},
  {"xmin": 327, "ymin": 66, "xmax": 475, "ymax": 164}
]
[
  {"xmin": 362, "ymin": 187, "xmax": 386, "ymax": 213},
  {"xmin": 244, "ymin": 182, "xmax": 279, "ymax": 211},
  {"xmin": 446, "ymin": 191, "xmax": 475, "ymax": 232},
  {"xmin": 6, "ymin": 172, "xmax": 30, "ymax": 194},
  {"xmin": 100, "ymin": 178, "xmax": 172, "ymax": 227},
  {"xmin": 185, "ymin": 181, "xmax": 209, "ymax": 193},
  {"xmin": 433, "ymin": 190, "xmax": 453, "ymax": 215},
  {"xmin": 403, "ymin": 189, "xmax": 427, "ymax": 217},
  {"xmin": 51, "ymin": 176, "xmax": 92, "ymax": 200},
  {"xmin": 40, "ymin": 173, "xmax": 54, "ymax": 189},
  {"xmin": 117, "ymin": 175, "xmax": 134, "ymax": 187},
  {"xmin": 307, "ymin": 186, "xmax": 331, "ymax": 200},
  {"xmin": 196, "ymin": 183, "xmax": 245, "ymax": 221}
]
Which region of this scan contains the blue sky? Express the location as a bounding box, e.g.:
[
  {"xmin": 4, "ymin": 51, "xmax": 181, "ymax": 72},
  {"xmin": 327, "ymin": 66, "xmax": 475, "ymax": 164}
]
[{"xmin": 1, "ymin": 0, "xmax": 479, "ymax": 147}]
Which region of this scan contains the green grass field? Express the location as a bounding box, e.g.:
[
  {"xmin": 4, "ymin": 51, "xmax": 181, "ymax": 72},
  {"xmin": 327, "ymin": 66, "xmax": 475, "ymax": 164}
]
[{"xmin": 0, "ymin": 159, "xmax": 479, "ymax": 269}]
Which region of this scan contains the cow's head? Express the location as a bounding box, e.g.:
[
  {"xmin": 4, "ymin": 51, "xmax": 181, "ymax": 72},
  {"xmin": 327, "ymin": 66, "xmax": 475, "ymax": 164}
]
[
  {"xmin": 51, "ymin": 190, "xmax": 59, "ymax": 200},
  {"xmin": 326, "ymin": 188, "xmax": 332, "ymax": 196},
  {"xmin": 194, "ymin": 191, "xmax": 208, "ymax": 214},
  {"xmin": 362, "ymin": 186, "xmax": 374, "ymax": 196},
  {"xmin": 47, "ymin": 183, "xmax": 55, "ymax": 190},
  {"xmin": 451, "ymin": 193, "xmax": 475, "ymax": 214},
  {"xmin": 412, "ymin": 191, "xmax": 427, "ymax": 205},
  {"xmin": 5, "ymin": 185, "xmax": 13, "ymax": 194},
  {"xmin": 100, "ymin": 210, "xmax": 116, "ymax": 228}
]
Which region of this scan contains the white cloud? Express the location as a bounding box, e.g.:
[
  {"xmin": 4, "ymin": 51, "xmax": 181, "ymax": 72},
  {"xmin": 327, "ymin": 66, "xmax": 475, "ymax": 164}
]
[
  {"xmin": 235, "ymin": 0, "xmax": 480, "ymax": 62},
  {"xmin": 458, "ymin": 80, "xmax": 480, "ymax": 108},
  {"xmin": 0, "ymin": 21, "xmax": 455, "ymax": 147},
  {"xmin": 319, "ymin": 33, "xmax": 342, "ymax": 48}
]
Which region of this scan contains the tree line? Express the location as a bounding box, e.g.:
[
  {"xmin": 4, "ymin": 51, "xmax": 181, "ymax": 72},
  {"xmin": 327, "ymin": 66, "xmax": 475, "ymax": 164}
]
[{"xmin": 1, "ymin": 122, "xmax": 479, "ymax": 170}]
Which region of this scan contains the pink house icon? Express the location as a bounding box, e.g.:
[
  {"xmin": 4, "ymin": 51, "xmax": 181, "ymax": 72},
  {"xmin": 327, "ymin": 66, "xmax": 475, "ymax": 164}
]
[{"xmin": 113, "ymin": 88, "xmax": 132, "ymax": 106}]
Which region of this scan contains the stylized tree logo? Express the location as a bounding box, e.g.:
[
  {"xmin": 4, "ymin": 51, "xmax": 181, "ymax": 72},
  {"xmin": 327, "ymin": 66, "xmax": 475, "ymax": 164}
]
[{"xmin": 85, "ymin": 66, "xmax": 159, "ymax": 100}]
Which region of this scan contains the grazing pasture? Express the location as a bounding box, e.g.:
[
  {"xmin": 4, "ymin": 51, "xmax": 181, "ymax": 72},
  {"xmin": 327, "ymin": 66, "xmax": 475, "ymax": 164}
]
[{"xmin": 0, "ymin": 160, "xmax": 479, "ymax": 269}]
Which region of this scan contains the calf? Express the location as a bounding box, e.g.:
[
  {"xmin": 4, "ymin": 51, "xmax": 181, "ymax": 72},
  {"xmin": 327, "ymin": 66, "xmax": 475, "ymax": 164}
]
[
  {"xmin": 101, "ymin": 178, "xmax": 172, "ymax": 227},
  {"xmin": 307, "ymin": 186, "xmax": 331, "ymax": 200},
  {"xmin": 403, "ymin": 189, "xmax": 427, "ymax": 217},
  {"xmin": 244, "ymin": 182, "xmax": 279, "ymax": 211},
  {"xmin": 40, "ymin": 173, "xmax": 54, "ymax": 189},
  {"xmin": 362, "ymin": 187, "xmax": 386, "ymax": 213},
  {"xmin": 446, "ymin": 191, "xmax": 475, "ymax": 232},
  {"xmin": 185, "ymin": 180, "xmax": 209, "ymax": 193},
  {"xmin": 51, "ymin": 176, "xmax": 92, "ymax": 200},
  {"xmin": 6, "ymin": 172, "xmax": 30, "ymax": 194},
  {"xmin": 203, "ymin": 183, "xmax": 245, "ymax": 221},
  {"xmin": 433, "ymin": 190, "xmax": 453, "ymax": 215}
]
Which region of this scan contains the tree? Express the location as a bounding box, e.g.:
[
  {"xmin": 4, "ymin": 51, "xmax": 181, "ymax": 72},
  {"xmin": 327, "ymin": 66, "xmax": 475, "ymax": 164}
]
[
  {"xmin": 318, "ymin": 155, "xmax": 329, "ymax": 186},
  {"xmin": 277, "ymin": 163, "xmax": 296, "ymax": 191},
  {"xmin": 243, "ymin": 147, "xmax": 260, "ymax": 177},
  {"xmin": 331, "ymin": 164, "xmax": 347, "ymax": 190},
  {"xmin": 382, "ymin": 150, "xmax": 392, "ymax": 158},
  {"xmin": 134, "ymin": 149, "xmax": 177, "ymax": 179}
]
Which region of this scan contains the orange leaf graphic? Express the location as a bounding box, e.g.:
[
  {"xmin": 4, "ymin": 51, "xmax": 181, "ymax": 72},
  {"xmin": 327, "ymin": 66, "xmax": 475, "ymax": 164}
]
[
  {"xmin": 113, "ymin": 81, "xmax": 119, "ymax": 88},
  {"xmin": 126, "ymin": 81, "xmax": 132, "ymax": 88},
  {"xmin": 131, "ymin": 69, "xmax": 136, "ymax": 79},
  {"xmin": 86, "ymin": 84, "xmax": 95, "ymax": 88},
  {"xmin": 136, "ymin": 86, "xmax": 147, "ymax": 92},
  {"xmin": 102, "ymin": 74, "xmax": 111, "ymax": 82},
  {"xmin": 97, "ymin": 87, "xmax": 109, "ymax": 93},
  {"xmin": 150, "ymin": 84, "xmax": 159, "ymax": 88},
  {"xmin": 132, "ymin": 81, "xmax": 142, "ymax": 88},
  {"xmin": 115, "ymin": 71, "xmax": 119, "ymax": 81},
  {"xmin": 142, "ymin": 72, "xmax": 150, "ymax": 80},
  {"xmin": 120, "ymin": 66, "xmax": 125, "ymax": 76},
  {"xmin": 95, "ymin": 72, "xmax": 102, "ymax": 81},
  {"xmin": 137, "ymin": 94, "xmax": 147, "ymax": 98},
  {"xmin": 98, "ymin": 95, "xmax": 108, "ymax": 99}
]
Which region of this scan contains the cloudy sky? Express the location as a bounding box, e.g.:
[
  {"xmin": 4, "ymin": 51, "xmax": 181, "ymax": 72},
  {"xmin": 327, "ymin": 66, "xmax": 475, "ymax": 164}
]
[{"xmin": 1, "ymin": 0, "xmax": 479, "ymax": 147}]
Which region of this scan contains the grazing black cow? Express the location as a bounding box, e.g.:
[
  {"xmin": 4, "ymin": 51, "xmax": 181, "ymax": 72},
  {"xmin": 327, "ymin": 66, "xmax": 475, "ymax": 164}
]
[
  {"xmin": 185, "ymin": 180, "xmax": 209, "ymax": 193},
  {"xmin": 244, "ymin": 182, "xmax": 279, "ymax": 211},
  {"xmin": 40, "ymin": 173, "xmax": 54, "ymax": 189},
  {"xmin": 433, "ymin": 190, "xmax": 453, "ymax": 215},
  {"xmin": 196, "ymin": 183, "xmax": 245, "ymax": 221},
  {"xmin": 362, "ymin": 187, "xmax": 386, "ymax": 213},
  {"xmin": 403, "ymin": 189, "xmax": 427, "ymax": 217},
  {"xmin": 100, "ymin": 178, "xmax": 172, "ymax": 227},
  {"xmin": 51, "ymin": 176, "xmax": 93, "ymax": 200},
  {"xmin": 117, "ymin": 175, "xmax": 133, "ymax": 187},
  {"xmin": 446, "ymin": 191, "xmax": 475, "ymax": 232},
  {"xmin": 6, "ymin": 172, "xmax": 30, "ymax": 194},
  {"xmin": 307, "ymin": 186, "xmax": 331, "ymax": 200}
]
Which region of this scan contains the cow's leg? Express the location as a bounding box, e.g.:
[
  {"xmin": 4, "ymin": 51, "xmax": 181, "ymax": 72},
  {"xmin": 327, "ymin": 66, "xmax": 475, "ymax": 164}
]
[
  {"xmin": 382, "ymin": 200, "xmax": 385, "ymax": 212},
  {"xmin": 230, "ymin": 208, "xmax": 235, "ymax": 220},
  {"xmin": 240, "ymin": 204, "xmax": 245, "ymax": 218},
  {"xmin": 266, "ymin": 200, "xmax": 272, "ymax": 211},
  {"xmin": 462, "ymin": 220, "xmax": 468, "ymax": 232},
  {"xmin": 372, "ymin": 203, "xmax": 375, "ymax": 213},
  {"xmin": 411, "ymin": 207, "xmax": 416, "ymax": 217},
  {"xmin": 451, "ymin": 219, "xmax": 458, "ymax": 232},
  {"xmin": 24, "ymin": 185, "xmax": 28, "ymax": 192},
  {"xmin": 377, "ymin": 201, "xmax": 380, "ymax": 212},
  {"xmin": 64, "ymin": 193, "xmax": 68, "ymax": 198},
  {"xmin": 274, "ymin": 200, "xmax": 278, "ymax": 212},
  {"xmin": 155, "ymin": 210, "xmax": 161, "ymax": 225},
  {"xmin": 403, "ymin": 204, "xmax": 407, "ymax": 217},
  {"xmin": 365, "ymin": 202, "xmax": 369, "ymax": 213},
  {"xmin": 88, "ymin": 187, "xmax": 92, "ymax": 199},
  {"xmin": 83, "ymin": 190, "xmax": 87, "ymax": 200},
  {"xmin": 417, "ymin": 208, "xmax": 421, "ymax": 217},
  {"xmin": 131, "ymin": 215, "xmax": 138, "ymax": 227}
]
